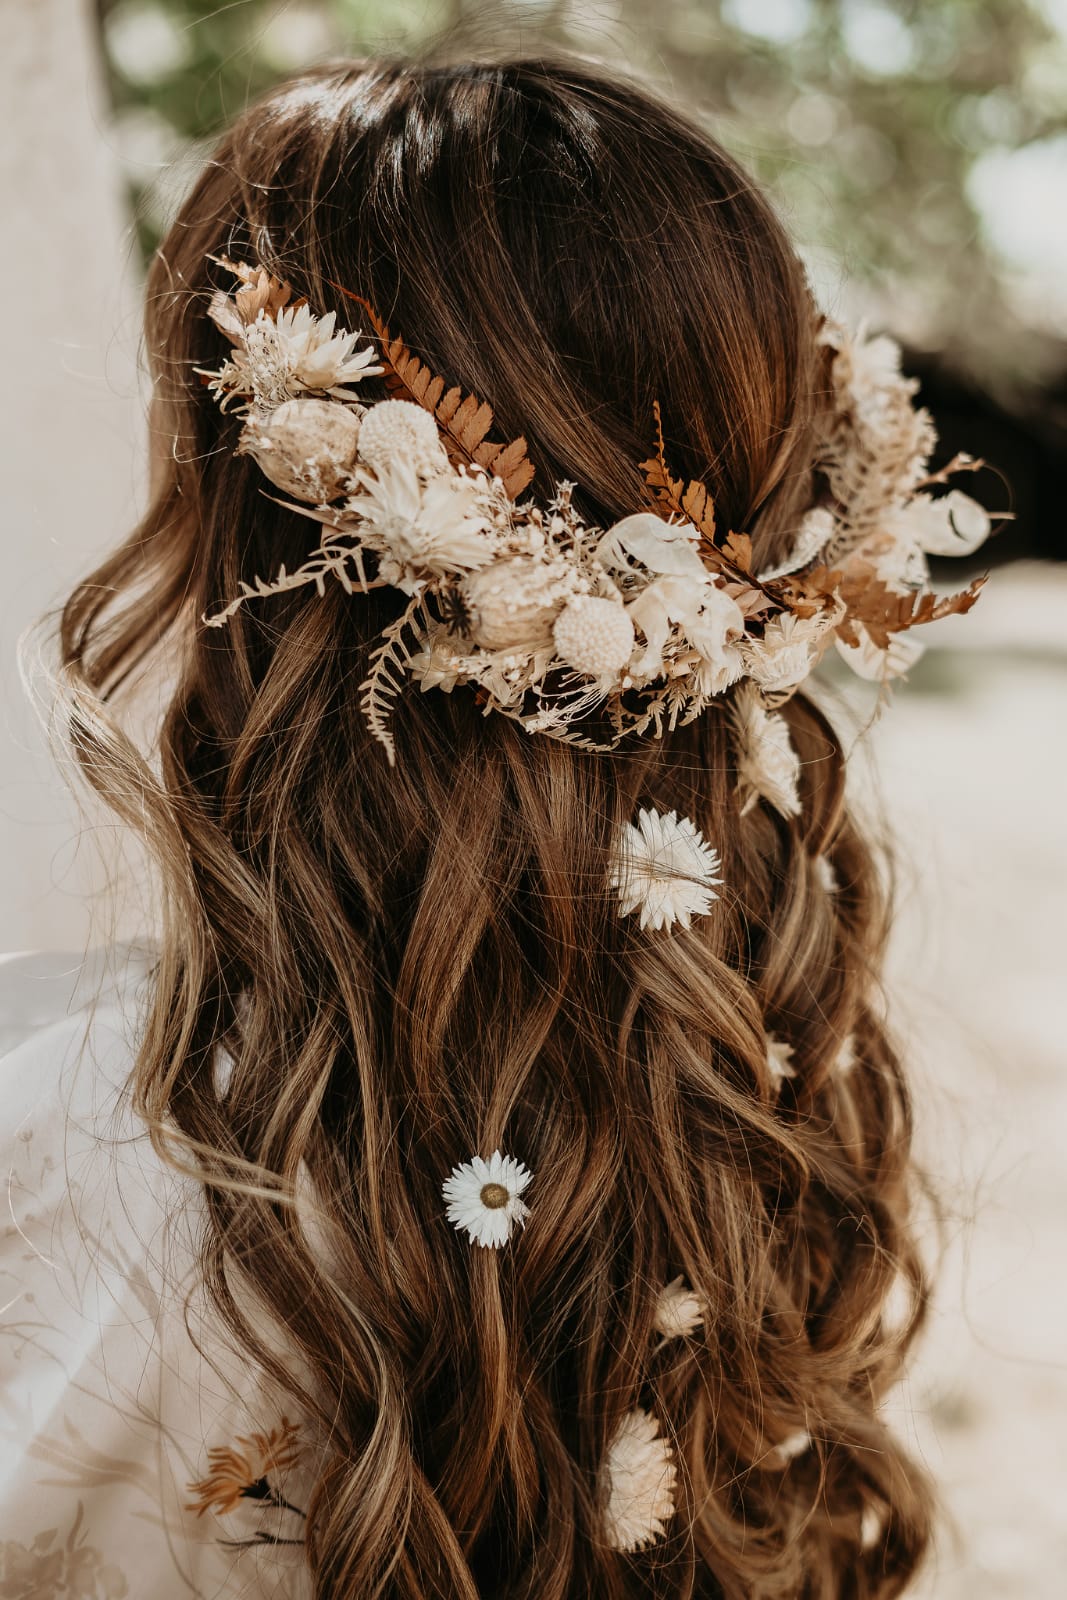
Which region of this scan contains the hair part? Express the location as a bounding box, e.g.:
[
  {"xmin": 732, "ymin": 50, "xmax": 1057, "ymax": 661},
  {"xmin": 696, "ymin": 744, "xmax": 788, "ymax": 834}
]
[{"xmin": 58, "ymin": 53, "xmax": 933, "ymax": 1600}]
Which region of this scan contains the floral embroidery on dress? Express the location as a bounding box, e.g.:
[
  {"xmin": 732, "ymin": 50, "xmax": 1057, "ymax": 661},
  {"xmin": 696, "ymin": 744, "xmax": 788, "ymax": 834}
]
[
  {"xmin": 187, "ymin": 1419, "xmax": 308, "ymax": 1548},
  {"xmin": 0, "ymin": 1504, "xmax": 127, "ymax": 1600}
]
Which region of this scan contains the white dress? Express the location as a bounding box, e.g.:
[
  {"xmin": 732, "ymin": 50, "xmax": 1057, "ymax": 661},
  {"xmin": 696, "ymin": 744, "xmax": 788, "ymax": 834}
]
[{"xmin": 0, "ymin": 946, "xmax": 313, "ymax": 1599}]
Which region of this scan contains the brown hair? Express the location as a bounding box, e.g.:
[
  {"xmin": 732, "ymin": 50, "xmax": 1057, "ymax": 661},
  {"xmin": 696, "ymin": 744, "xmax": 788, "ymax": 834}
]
[{"xmin": 59, "ymin": 54, "xmax": 932, "ymax": 1599}]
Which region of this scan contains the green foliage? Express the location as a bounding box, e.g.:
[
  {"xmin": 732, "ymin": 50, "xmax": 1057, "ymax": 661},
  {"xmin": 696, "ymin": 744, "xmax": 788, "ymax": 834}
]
[{"xmin": 98, "ymin": 0, "xmax": 1067, "ymax": 387}]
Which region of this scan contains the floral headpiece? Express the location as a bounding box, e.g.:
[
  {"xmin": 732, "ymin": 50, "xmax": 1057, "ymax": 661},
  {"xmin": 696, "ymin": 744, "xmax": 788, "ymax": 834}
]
[{"xmin": 198, "ymin": 257, "xmax": 994, "ymax": 771}]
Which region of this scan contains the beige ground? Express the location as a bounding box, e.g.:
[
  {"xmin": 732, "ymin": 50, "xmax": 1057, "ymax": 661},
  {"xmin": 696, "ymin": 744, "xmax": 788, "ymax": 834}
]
[{"xmin": 845, "ymin": 563, "xmax": 1067, "ymax": 1597}]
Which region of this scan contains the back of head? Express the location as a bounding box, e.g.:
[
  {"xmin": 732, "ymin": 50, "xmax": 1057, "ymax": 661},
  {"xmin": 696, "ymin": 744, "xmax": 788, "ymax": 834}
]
[{"xmin": 61, "ymin": 54, "xmax": 933, "ymax": 1600}]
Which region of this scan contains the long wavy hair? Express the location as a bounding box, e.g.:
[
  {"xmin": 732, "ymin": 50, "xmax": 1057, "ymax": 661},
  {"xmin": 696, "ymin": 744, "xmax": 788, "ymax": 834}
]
[{"xmin": 58, "ymin": 54, "xmax": 933, "ymax": 1600}]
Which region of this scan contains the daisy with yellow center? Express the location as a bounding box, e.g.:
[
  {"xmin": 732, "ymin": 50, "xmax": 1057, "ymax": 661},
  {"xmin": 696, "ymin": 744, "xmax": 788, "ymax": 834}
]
[{"xmin": 442, "ymin": 1149, "xmax": 533, "ymax": 1248}]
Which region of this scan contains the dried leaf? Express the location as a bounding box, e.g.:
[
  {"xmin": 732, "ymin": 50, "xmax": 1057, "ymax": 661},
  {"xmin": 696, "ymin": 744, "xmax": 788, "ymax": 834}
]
[
  {"xmin": 816, "ymin": 564, "xmax": 988, "ymax": 648},
  {"xmin": 720, "ymin": 529, "xmax": 753, "ymax": 572},
  {"xmin": 358, "ymin": 593, "xmax": 428, "ymax": 766},
  {"xmin": 330, "ymin": 285, "xmax": 535, "ymax": 499}
]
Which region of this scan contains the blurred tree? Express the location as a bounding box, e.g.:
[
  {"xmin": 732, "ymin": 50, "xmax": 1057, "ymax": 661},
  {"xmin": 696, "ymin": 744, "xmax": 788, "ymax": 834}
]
[
  {"xmin": 96, "ymin": 0, "xmax": 1067, "ymax": 391},
  {"xmin": 95, "ymin": 0, "xmax": 1067, "ymax": 554}
]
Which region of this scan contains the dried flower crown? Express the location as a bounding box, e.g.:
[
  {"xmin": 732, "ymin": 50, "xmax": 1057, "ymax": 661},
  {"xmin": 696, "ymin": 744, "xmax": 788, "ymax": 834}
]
[
  {"xmin": 198, "ymin": 257, "xmax": 995, "ymax": 767},
  {"xmin": 192, "ymin": 257, "xmax": 992, "ymax": 1557}
]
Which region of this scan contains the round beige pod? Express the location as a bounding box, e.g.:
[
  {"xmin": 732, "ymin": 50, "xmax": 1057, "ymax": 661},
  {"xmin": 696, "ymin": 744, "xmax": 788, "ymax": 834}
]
[
  {"xmin": 552, "ymin": 594, "xmax": 636, "ymax": 677},
  {"xmin": 238, "ymin": 398, "xmax": 362, "ymax": 502},
  {"xmin": 462, "ymin": 556, "xmax": 570, "ymax": 651}
]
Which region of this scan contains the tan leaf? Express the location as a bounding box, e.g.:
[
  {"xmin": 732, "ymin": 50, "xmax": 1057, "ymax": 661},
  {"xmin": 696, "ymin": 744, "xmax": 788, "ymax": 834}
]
[{"xmin": 330, "ymin": 285, "xmax": 535, "ymax": 499}]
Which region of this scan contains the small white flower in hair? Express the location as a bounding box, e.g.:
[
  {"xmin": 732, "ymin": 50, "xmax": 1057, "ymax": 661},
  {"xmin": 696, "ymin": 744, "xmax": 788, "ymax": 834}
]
[
  {"xmin": 600, "ymin": 1407, "xmax": 678, "ymax": 1552},
  {"xmin": 442, "ymin": 1149, "xmax": 533, "ymax": 1248},
  {"xmin": 729, "ymin": 682, "xmax": 801, "ymax": 819},
  {"xmin": 814, "ymin": 853, "xmax": 838, "ymax": 894},
  {"xmin": 834, "ymin": 1033, "xmax": 857, "ymax": 1074},
  {"xmin": 611, "ymin": 807, "xmax": 722, "ymax": 932},
  {"xmin": 765, "ymin": 1033, "xmax": 797, "ymax": 1089},
  {"xmin": 771, "ymin": 1428, "xmax": 812, "ymax": 1465},
  {"xmin": 654, "ymin": 1275, "xmax": 705, "ymax": 1342}
]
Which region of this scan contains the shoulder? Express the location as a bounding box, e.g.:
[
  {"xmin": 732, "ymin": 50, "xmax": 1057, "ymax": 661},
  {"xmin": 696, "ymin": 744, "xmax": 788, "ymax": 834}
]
[{"xmin": 0, "ymin": 940, "xmax": 157, "ymax": 1058}]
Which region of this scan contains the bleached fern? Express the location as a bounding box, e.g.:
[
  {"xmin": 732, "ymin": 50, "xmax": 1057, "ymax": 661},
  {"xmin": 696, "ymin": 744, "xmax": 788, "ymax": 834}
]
[{"xmin": 358, "ymin": 593, "xmax": 430, "ymax": 766}]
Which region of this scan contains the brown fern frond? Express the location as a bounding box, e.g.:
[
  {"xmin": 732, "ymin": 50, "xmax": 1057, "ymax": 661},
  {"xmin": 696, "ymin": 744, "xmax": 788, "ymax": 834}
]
[
  {"xmin": 358, "ymin": 594, "xmax": 428, "ymax": 766},
  {"xmin": 823, "ymin": 565, "xmax": 987, "ymax": 648},
  {"xmin": 329, "ymin": 284, "xmax": 535, "ymax": 498}
]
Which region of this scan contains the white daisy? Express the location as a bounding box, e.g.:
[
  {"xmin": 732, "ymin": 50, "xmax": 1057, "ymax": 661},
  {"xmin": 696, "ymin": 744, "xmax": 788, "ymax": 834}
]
[
  {"xmin": 600, "ymin": 1407, "xmax": 678, "ymax": 1552},
  {"xmin": 729, "ymin": 682, "xmax": 802, "ymax": 819},
  {"xmin": 441, "ymin": 1149, "xmax": 533, "ymax": 1248},
  {"xmin": 654, "ymin": 1275, "xmax": 705, "ymax": 1342},
  {"xmin": 611, "ymin": 807, "xmax": 722, "ymax": 933},
  {"xmin": 765, "ymin": 1033, "xmax": 797, "ymax": 1089}
]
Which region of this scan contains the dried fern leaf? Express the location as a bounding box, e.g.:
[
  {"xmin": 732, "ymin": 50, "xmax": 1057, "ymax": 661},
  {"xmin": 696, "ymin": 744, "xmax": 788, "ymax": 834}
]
[
  {"xmin": 330, "ymin": 283, "xmax": 535, "ymax": 499},
  {"xmin": 720, "ymin": 529, "xmax": 753, "ymax": 572},
  {"xmin": 358, "ymin": 594, "xmax": 427, "ymax": 766}
]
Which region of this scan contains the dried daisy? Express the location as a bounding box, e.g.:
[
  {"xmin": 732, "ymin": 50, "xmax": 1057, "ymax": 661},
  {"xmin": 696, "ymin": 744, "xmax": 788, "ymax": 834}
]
[
  {"xmin": 654, "ymin": 1275, "xmax": 705, "ymax": 1342},
  {"xmin": 600, "ymin": 1407, "xmax": 678, "ymax": 1552},
  {"xmin": 729, "ymin": 682, "xmax": 802, "ymax": 819},
  {"xmin": 611, "ymin": 807, "xmax": 722, "ymax": 933},
  {"xmin": 186, "ymin": 1418, "xmax": 302, "ymax": 1517},
  {"xmin": 765, "ymin": 1033, "xmax": 797, "ymax": 1090},
  {"xmin": 442, "ymin": 1149, "xmax": 533, "ymax": 1248}
]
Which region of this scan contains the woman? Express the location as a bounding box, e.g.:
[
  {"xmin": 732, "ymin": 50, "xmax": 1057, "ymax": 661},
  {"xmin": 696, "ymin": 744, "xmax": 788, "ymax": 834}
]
[{"xmin": 1, "ymin": 54, "xmax": 993, "ymax": 1599}]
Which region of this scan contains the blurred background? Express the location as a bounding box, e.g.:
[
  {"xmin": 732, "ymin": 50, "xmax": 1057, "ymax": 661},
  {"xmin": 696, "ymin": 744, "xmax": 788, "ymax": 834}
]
[{"xmin": 2, "ymin": 1, "xmax": 1064, "ymax": 1595}]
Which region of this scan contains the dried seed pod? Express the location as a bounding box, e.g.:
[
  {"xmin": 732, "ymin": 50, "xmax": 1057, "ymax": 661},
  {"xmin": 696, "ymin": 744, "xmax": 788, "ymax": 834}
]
[
  {"xmin": 553, "ymin": 595, "xmax": 635, "ymax": 676},
  {"xmin": 462, "ymin": 556, "xmax": 572, "ymax": 651},
  {"xmin": 238, "ymin": 398, "xmax": 362, "ymax": 503}
]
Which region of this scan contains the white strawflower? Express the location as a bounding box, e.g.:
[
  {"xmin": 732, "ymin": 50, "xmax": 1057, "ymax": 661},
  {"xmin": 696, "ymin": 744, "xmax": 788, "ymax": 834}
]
[
  {"xmin": 654, "ymin": 1276, "xmax": 705, "ymax": 1342},
  {"xmin": 442, "ymin": 1149, "xmax": 533, "ymax": 1248},
  {"xmin": 765, "ymin": 1033, "xmax": 797, "ymax": 1089},
  {"xmin": 202, "ymin": 302, "xmax": 383, "ymax": 413},
  {"xmin": 729, "ymin": 682, "xmax": 801, "ymax": 819},
  {"xmin": 743, "ymin": 612, "xmax": 831, "ymax": 695},
  {"xmin": 600, "ymin": 1407, "xmax": 678, "ymax": 1552},
  {"xmin": 351, "ymin": 458, "xmax": 496, "ymax": 579},
  {"xmin": 611, "ymin": 807, "xmax": 722, "ymax": 933},
  {"xmin": 357, "ymin": 398, "xmax": 450, "ymax": 478}
]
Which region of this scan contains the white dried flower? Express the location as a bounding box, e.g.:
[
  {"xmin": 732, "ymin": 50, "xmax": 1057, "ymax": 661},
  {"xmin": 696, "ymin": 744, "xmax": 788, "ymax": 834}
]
[
  {"xmin": 610, "ymin": 807, "xmax": 722, "ymax": 933},
  {"xmin": 744, "ymin": 612, "xmax": 833, "ymax": 695},
  {"xmin": 654, "ymin": 1275, "xmax": 705, "ymax": 1342},
  {"xmin": 730, "ymin": 683, "xmax": 801, "ymax": 819},
  {"xmin": 765, "ymin": 1033, "xmax": 797, "ymax": 1089},
  {"xmin": 600, "ymin": 1408, "xmax": 678, "ymax": 1552},
  {"xmin": 356, "ymin": 398, "xmax": 450, "ymax": 478},
  {"xmin": 238, "ymin": 397, "xmax": 362, "ymax": 503},
  {"xmin": 350, "ymin": 458, "xmax": 496, "ymax": 581},
  {"xmin": 814, "ymin": 854, "xmax": 837, "ymax": 894},
  {"xmin": 441, "ymin": 1149, "xmax": 533, "ymax": 1248},
  {"xmin": 834, "ymin": 1034, "xmax": 857, "ymax": 1074},
  {"xmin": 202, "ymin": 301, "xmax": 383, "ymax": 413},
  {"xmin": 552, "ymin": 595, "xmax": 636, "ymax": 678},
  {"xmin": 770, "ymin": 1428, "xmax": 811, "ymax": 1465}
]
